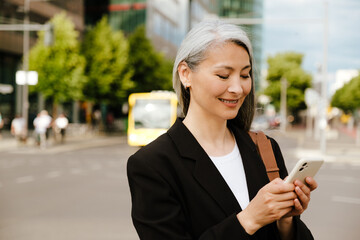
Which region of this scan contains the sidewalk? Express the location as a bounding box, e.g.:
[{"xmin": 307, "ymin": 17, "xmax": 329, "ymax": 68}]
[
  {"xmin": 269, "ymin": 127, "xmax": 360, "ymax": 163},
  {"xmin": 0, "ymin": 130, "xmax": 128, "ymax": 154}
]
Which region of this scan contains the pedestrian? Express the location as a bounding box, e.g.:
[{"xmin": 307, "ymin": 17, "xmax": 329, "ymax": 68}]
[
  {"xmin": 11, "ymin": 115, "xmax": 27, "ymax": 144},
  {"xmin": 127, "ymin": 19, "xmax": 317, "ymax": 239},
  {"xmin": 54, "ymin": 113, "xmax": 69, "ymax": 143},
  {"xmin": 33, "ymin": 110, "xmax": 52, "ymax": 149},
  {"xmin": 92, "ymin": 109, "xmax": 101, "ymax": 131}
]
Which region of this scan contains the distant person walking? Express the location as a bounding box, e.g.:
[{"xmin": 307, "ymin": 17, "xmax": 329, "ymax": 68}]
[
  {"xmin": 54, "ymin": 113, "xmax": 69, "ymax": 143},
  {"xmin": 11, "ymin": 115, "xmax": 27, "ymax": 144},
  {"xmin": 33, "ymin": 110, "xmax": 52, "ymax": 149},
  {"xmin": 92, "ymin": 109, "xmax": 102, "ymax": 131}
]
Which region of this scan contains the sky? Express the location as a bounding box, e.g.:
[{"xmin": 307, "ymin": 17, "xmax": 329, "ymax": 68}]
[{"xmin": 262, "ymin": 0, "xmax": 360, "ymax": 78}]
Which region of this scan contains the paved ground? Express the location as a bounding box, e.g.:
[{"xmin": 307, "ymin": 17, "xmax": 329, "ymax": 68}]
[{"xmin": 0, "ymin": 127, "xmax": 359, "ymax": 240}]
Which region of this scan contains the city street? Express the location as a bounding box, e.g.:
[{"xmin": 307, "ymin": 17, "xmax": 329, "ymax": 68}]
[{"xmin": 0, "ymin": 130, "xmax": 359, "ymax": 240}]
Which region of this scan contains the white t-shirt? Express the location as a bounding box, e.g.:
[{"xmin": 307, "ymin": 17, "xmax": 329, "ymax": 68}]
[
  {"xmin": 55, "ymin": 117, "xmax": 69, "ymax": 129},
  {"xmin": 11, "ymin": 118, "xmax": 26, "ymax": 135},
  {"xmin": 33, "ymin": 115, "xmax": 52, "ymax": 134},
  {"xmin": 209, "ymin": 142, "xmax": 250, "ymax": 210}
]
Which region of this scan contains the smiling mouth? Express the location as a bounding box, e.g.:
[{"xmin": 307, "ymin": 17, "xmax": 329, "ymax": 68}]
[{"xmin": 219, "ymin": 98, "xmax": 238, "ymax": 104}]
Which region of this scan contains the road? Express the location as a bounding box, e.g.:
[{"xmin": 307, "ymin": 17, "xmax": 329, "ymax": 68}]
[
  {"xmin": 0, "ymin": 136, "xmax": 139, "ymax": 240},
  {"xmin": 0, "ymin": 130, "xmax": 359, "ymax": 240}
]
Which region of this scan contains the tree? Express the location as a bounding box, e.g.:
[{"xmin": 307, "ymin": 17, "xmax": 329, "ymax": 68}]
[
  {"xmin": 127, "ymin": 25, "xmax": 173, "ymax": 94},
  {"xmin": 263, "ymin": 52, "xmax": 312, "ymax": 116},
  {"xmin": 81, "ymin": 16, "xmax": 133, "ymax": 105},
  {"xmin": 29, "ymin": 12, "xmax": 85, "ymax": 116},
  {"xmin": 331, "ymin": 74, "xmax": 360, "ymax": 113}
]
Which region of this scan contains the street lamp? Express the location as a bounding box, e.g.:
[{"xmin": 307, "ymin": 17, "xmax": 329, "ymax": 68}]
[
  {"xmin": 22, "ymin": 0, "xmax": 30, "ymax": 135},
  {"xmin": 188, "ymin": 0, "xmax": 192, "ymax": 32},
  {"xmin": 319, "ymin": 1, "xmax": 329, "ymax": 153},
  {"xmin": 0, "ymin": 0, "xmax": 53, "ymax": 136},
  {"xmin": 21, "ymin": 0, "xmax": 52, "ymax": 136},
  {"xmin": 280, "ymin": 77, "xmax": 287, "ymax": 132}
]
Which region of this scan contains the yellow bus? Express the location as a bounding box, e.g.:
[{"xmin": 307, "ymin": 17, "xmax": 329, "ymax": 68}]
[{"xmin": 127, "ymin": 91, "xmax": 178, "ymax": 146}]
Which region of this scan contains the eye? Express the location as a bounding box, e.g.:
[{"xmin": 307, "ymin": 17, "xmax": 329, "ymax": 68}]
[
  {"xmin": 241, "ymin": 74, "xmax": 250, "ymax": 79},
  {"xmin": 217, "ymin": 74, "xmax": 229, "ymax": 79}
]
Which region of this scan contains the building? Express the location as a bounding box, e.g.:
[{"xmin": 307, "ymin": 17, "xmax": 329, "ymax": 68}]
[
  {"xmin": 0, "ymin": 0, "xmax": 84, "ymax": 127},
  {"xmin": 84, "ymin": 0, "xmax": 218, "ymax": 59},
  {"xmin": 84, "ymin": 0, "xmax": 146, "ymax": 35},
  {"xmin": 146, "ymin": 0, "xmax": 186, "ymax": 59},
  {"xmin": 218, "ymin": 0, "xmax": 264, "ymax": 89}
]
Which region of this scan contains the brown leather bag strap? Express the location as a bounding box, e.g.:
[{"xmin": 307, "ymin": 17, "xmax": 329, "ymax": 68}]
[{"xmin": 249, "ymin": 131, "xmax": 280, "ymax": 181}]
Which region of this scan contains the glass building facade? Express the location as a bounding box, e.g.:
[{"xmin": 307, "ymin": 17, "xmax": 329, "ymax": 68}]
[
  {"xmin": 85, "ymin": 0, "xmax": 146, "ymax": 35},
  {"xmin": 0, "ymin": 0, "xmax": 84, "ymax": 127},
  {"xmin": 218, "ymin": 0, "xmax": 264, "ymax": 90}
]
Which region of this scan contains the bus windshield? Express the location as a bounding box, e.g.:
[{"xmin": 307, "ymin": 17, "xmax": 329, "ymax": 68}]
[
  {"xmin": 133, "ymin": 99, "xmax": 172, "ymax": 129},
  {"xmin": 128, "ymin": 91, "xmax": 178, "ymax": 146}
]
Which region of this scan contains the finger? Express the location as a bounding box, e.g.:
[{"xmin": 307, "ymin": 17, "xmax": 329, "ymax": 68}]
[
  {"xmin": 305, "ymin": 177, "xmax": 318, "ymax": 191},
  {"xmin": 293, "ymin": 198, "xmax": 304, "ymax": 213},
  {"xmin": 295, "ymin": 186, "xmax": 309, "ymax": 209},
  {"xmin": 279, "ymin": 206, "xmax": 294, "ymax": 218},
  {"xmin": 277, "ymin": 191, "xmax": 297, "ymax": 202},
  {"xmin": 294, "ymin": 180, "xmax": 311, "ymax": 196},
  {"xmin": 269, "ymin": 181, "xmax": 295, "ymax": 194},
  {"xmin": 270, "ymin": 178, "xmax": 284, "ymax": 184},
  {"xmin": 278, "ymin": 199, "xmax": 295, "ymax": 210},
  {"xmin": 285, "ymin": 199, "xmax": 304, "ymax": 218}
]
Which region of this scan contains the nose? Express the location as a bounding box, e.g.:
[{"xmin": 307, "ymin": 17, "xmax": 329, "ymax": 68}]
[{"xmin": 227, "ymin": 77, "xmax": 244, "ymax": 95}]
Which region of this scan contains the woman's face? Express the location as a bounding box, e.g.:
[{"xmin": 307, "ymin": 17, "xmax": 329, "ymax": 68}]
[{"xmin": 182, "ymin": 42, "xmax": 252, "ymax": 121}]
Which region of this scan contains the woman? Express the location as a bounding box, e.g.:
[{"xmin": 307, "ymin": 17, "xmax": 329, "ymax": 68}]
[{"xmin": 127, "ymin": 19, "xmax": 317, "ymax": 240}]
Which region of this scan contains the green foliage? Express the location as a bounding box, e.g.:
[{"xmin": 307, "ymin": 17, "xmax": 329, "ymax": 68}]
[
  {"xmin": 29, "ymin": 12, "xmax": 85, "ymax": 104},
  {"xmin": 331, "ymin": 74, "xmax": 360, "ymax": 113},
  {"xmin": 81, "ymin": 16, "xmax": 133, "ymax": 104},
  {"xmin": 127, "ymin": 25, "xmax": 173, "ymax": 93},
  {"xmin": 263, "ymin": 52, "xmax": 311, "ymax": 114}
]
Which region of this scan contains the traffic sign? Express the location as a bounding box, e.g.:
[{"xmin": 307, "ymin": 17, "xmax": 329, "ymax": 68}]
[{"xmin": 305, "ymin": 88, "xmax": 320, "ymax": 107}]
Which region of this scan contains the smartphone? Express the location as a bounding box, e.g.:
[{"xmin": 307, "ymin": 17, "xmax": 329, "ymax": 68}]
[{"xmin": 284, "ymin": 158, "xmax": 324, "ymax": 184}]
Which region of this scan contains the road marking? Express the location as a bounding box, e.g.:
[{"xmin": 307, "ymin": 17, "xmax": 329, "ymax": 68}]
[
  {"xmin": 318, "ymin": 175, "xmax": 360, "ymax": 184},
  {"xmin": 332, "ymin": 196, "xmax": 360, "ymax": 205},
  {"xmin": 1, "ymin": 161, "xmax": 16, "ymax": 168},
  {"xmin": 330, "ymin": 163, "xmax": 347, "ymax": 170},
  {"xmin": 46, "ymin": 171, "xmax": 62, "ymax": 178},
  {"xmin": 16, "ymin": 176, "xmax": 34, "ymax": 184},
  {"xmin": 295, "ymin": 149, "xmax": 337, "ymax": 162},
  {"xmin": 350, "ymin": 162, "xmax": 360, "ymax": 167}
]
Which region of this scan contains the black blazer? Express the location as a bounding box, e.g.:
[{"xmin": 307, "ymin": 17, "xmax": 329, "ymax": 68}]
[{"xmin": 127, "ymin": 118, "xmax": 313, "ymax": 240}]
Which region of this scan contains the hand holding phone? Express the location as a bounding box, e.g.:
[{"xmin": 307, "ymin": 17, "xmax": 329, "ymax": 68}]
[{"xmin": 284, "ymin": 158, "xmax": 324, "ymax": 184}]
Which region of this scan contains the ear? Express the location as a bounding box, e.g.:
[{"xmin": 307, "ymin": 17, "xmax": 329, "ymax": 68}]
[{"xmin": 177, "ymin": 61, "xmax": 192, "ymax": 88}]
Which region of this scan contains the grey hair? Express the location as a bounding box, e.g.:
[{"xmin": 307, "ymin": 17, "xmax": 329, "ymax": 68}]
[{"xmin": 172, "ymin": 19, "xmax": 255, "ymax": 131}]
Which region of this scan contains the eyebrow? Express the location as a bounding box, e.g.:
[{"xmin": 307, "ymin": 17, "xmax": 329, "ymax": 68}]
[{"xmin": 214, "ymin": 64, "xmax": 251, "ymax": 71}]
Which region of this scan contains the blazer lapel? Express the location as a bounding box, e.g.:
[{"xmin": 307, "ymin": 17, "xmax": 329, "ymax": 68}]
[
  {"xmin": 168, "ymin": 118, "xmax": 241, "ymax": 216},
  {"xmin": 230, "ymin": 126, "xmax": 270, "ymax": 201}
]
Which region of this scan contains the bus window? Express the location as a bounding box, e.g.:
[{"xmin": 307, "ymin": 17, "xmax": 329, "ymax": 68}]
[
  {"xmin": 133, "ymin": 99, "xmax": 172, "ymax": 129},
  {"xmin": 128, "ymin": 92, "xmax": 178, "ymax": 146}
]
